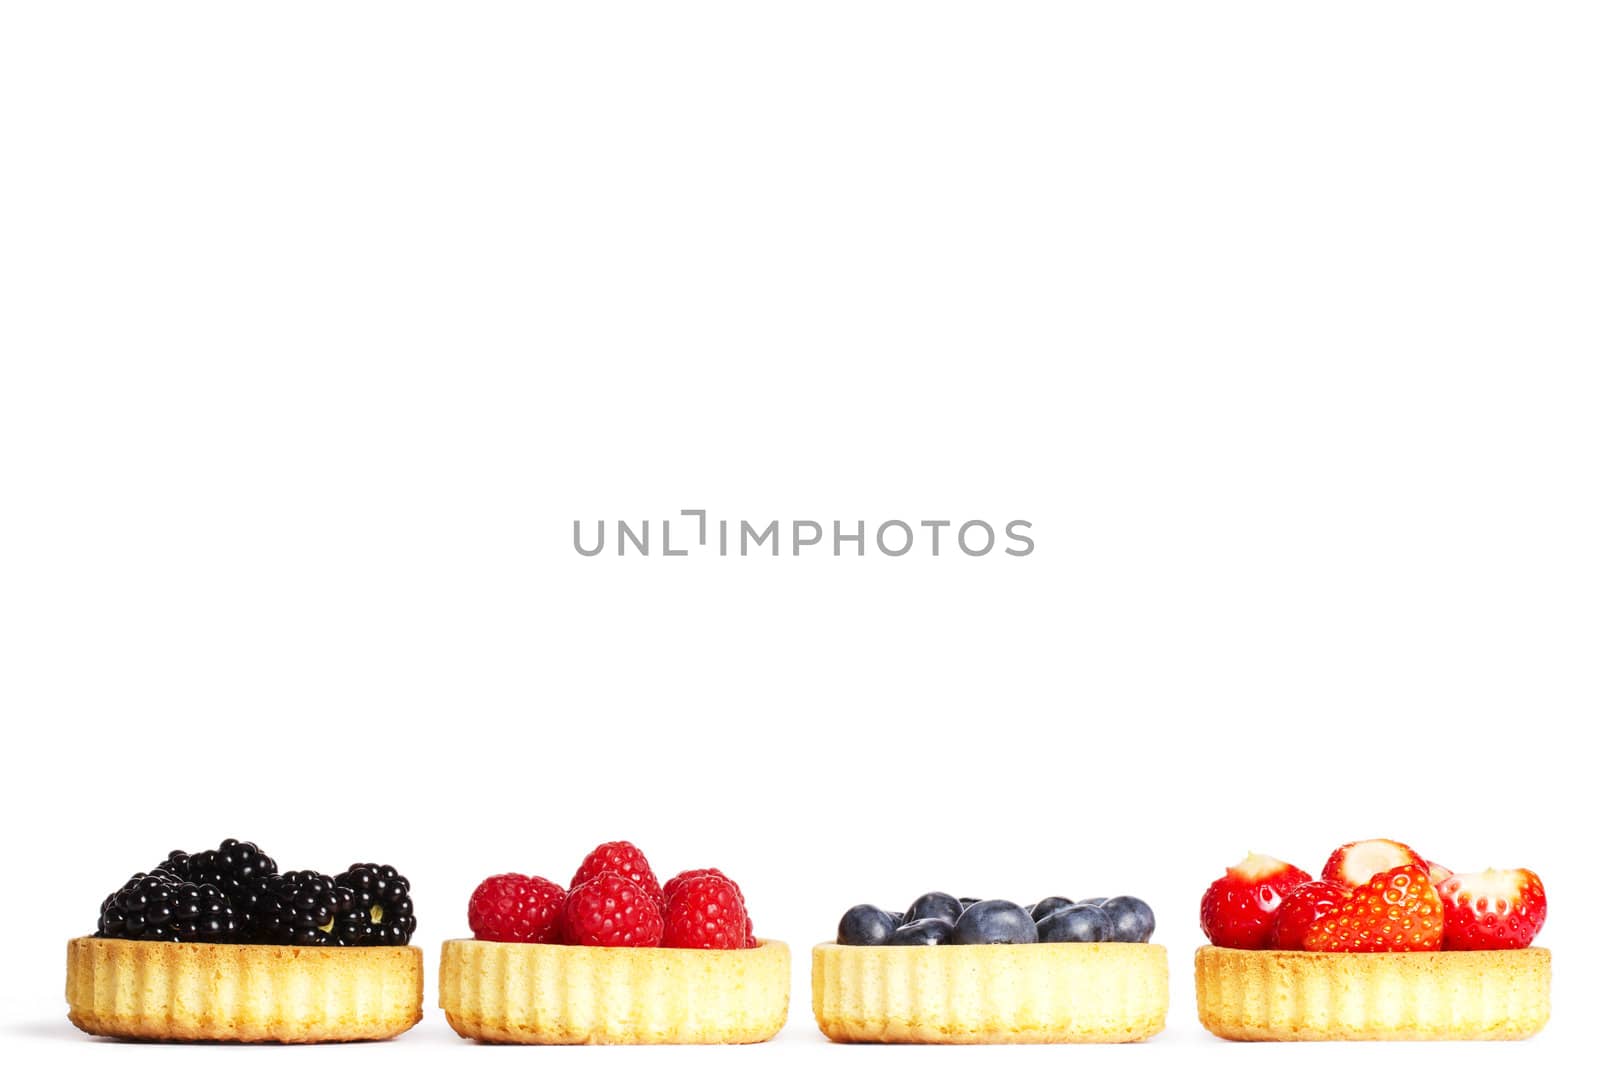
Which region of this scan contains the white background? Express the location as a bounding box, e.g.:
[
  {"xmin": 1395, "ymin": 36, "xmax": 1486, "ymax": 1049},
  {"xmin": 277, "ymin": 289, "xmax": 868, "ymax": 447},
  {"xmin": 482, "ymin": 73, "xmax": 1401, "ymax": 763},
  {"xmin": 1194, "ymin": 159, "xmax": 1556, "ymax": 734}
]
[{"xmin": 2, "ymin": 1, "xmax": 1596, "ymax": 1064}]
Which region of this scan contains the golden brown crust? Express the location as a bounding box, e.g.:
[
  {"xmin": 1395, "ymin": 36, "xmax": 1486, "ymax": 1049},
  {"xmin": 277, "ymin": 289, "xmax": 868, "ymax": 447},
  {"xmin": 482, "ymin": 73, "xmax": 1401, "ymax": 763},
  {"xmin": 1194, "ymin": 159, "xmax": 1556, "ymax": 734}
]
[
  {"xmin": 812, "ymin": 942, "xmax": 1168, "ymax": 1044},
  {"xmin": 438, "ymin": 938, "xmax": 790, "ymax": 1044},
  {"xmin": 1194, "ymin": 945, "xmax": 1551, "ymax": 1041},
  {"xmin": 66, "ymin": 938, "xmax": 423, "ymax": 1043}
]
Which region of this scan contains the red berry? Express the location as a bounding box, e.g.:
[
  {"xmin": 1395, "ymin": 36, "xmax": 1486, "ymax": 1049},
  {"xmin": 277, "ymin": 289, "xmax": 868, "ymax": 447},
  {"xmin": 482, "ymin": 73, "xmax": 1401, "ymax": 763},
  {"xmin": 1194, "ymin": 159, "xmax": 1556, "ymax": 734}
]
[
  {"xmin": 1321, "ymin": 838, "xmax": 1425, "ymax": 889},
  {"xmin": 1270, "ymin": 880, "xmax": 1351, "ymax": 950},
  {"xmin": 664, "ymin": 868, "xmax": 757, "ymax": 947},
  {"xmin": 562, "ymin": 872, "xmax": 663, "ymax": 947},
  {"xmin": 1200, "ymin": 853, "xmax": 1313, "ymax": 949},
  {"xmin": 1436, "ymin": 868, "xmax": 1547, "ymax": 950},
  {"xmin": 1303, "ymin": 864, "xmax": 1443, "ymax": 952},
  {"xmin": 663, "ymin": 868, "xmax": 734, "ymax": 904},
  {"xmin": 468, "ymin": 874, "xmax": 567, "ymax": 943},
  {"xmin": 661, "ymin": 873, "xmax": 748, "ymax": 950},
  {"xmin": 572, "ymin": 841, "xmax": 664, "ymax": 907},
  {"xmin": 1425, "ymin": 860, "xmax": 1454, "ymax": 885}
]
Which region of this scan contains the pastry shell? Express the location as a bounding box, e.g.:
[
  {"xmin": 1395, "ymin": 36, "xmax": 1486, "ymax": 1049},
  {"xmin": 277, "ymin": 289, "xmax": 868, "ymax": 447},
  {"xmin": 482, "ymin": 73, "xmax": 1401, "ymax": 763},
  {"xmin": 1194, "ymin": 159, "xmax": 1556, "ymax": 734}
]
[
  {"xmin": 66, "ymin": 937, "xmax": 423, "ymax": 1042},
  {"xmin": 438, "ymin": 938, "xmax": 790, "ymax": 1044},
  {"xmin": 1194, "ymin": 945, "xmax": 1551, "ymax": 1041},
  {"xmin": 812, "ymin": 941, "xmax": 1168, "ymax": 1043}
]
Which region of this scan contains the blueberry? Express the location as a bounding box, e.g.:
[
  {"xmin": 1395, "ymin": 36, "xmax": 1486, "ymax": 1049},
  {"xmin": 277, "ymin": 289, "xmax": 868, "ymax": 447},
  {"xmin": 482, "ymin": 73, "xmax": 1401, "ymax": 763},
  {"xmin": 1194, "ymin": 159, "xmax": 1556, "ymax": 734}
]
[
  {"xmin": 1028, "ymin": 896, "xmax": 1074, "ymax": 922},
  {"xmin": 838, "ymin": 904, "xmax": 898, "ymax": 946},
  {"xmin": 951, "ymin": 900, "xmax": 1038, "ymax": 945},
  {"xmin": 958, "ymin": 897, "xmax": 981, "ymax": 909},
  {"xmin": 905, "ymin": 892, "xmax": 963, "ymax": 926},
  {"xmin": 1099, "ymin": 896, "xmax": 1155, "ymax": 943},
  {"xmin": 887, "ymin": 912, "xmax": 906, "ymax": 927},
  {"xmin": 1077, "ymin": 897, "xmax": 1107, "ymax": 907},
  {"xmin": 887, "ymin": 918, "xmax": 955, "ymax": 946},
  {"xmin": 1037, "ymin": 904, "xmax": 1110, "ymax": 943}
]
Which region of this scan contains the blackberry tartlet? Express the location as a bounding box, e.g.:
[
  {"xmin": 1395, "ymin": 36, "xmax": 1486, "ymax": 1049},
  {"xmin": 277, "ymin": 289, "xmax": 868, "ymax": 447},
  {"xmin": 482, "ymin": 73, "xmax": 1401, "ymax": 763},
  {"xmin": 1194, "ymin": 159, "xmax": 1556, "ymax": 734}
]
[{"xmin": 68, "ymin": 838, "xmax": 423, "ymax": 1043}]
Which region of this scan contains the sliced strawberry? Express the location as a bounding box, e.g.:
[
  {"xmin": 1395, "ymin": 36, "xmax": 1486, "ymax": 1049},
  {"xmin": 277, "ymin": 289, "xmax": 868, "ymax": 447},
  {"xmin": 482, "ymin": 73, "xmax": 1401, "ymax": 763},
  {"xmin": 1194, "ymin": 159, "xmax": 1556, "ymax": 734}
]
[
  {"xmin": 1321, "ymin": 838, "xmax": 1425, "ymax": 888},
  {"xmin": 1303, "ymin": 864, "xmax": 1443, "ymax": 952},
  {"xmin": 1200, "ymin": 853, "xmax": 1313, "ymax": 949},
  {"xmin": 1270, "ymin": 880, "xmax": 1352, "ymax": 950},
  {"xmin": 1426, "ymin": 860, "xmax": 1454, "ymax": 886},
  {"xmin": 1436, "ymin": 868, "xmax": 1547, "ymax": 950}
]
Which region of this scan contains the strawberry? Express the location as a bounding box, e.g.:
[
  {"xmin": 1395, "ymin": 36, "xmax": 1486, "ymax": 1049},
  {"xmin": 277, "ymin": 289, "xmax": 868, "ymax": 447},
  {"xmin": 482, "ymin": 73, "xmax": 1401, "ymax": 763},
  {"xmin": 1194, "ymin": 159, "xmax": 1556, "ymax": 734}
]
[
  {"xmin": 1436, "ymin": 868, "xmax": 1547, "ymax": 950},
  {"xmin": 1425, "ymin": 860, "xmax": 1454, "ymax": 885},
  {"xmin": 1270, "ymin": 880, "xmax": 1352, "ymax": 950},
  {"xmin": 571, "ymin": 841, "xmax": 664, "ymax": 908},
  {"xmin": 661, "ymin": 873, "xmax": 748, "ymax": 949},
  {"xmin": 561, "ymin": 871, "xmax": 664, "ymax": 947},
  {"xmin": 1201, "ymin": 853, "xmax": 1313, "ymax": 949},
  {"xmin": 1303, "ymin": 864, "xmax": 1443, "ymax": 952},
  {"xmin": 467, "ymin": 873, "xmax": 567, "ymax": 943},
  {"xmin": 1321, "ymin": 838, "xmax": 1426, "ymax": 888}
]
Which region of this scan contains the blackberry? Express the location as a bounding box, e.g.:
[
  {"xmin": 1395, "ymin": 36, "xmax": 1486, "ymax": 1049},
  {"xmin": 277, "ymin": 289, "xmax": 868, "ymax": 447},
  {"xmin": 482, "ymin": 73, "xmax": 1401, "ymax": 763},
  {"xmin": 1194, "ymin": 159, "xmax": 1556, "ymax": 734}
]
[
  {"xmin": 336, "ymin": 863, "xmax": 416, "ymax": 946},
  {"xmin": 98, "ymin": 872, "xmax": 238, "ymax": 942},
  {"xmin": 159, "ymin": 838, "xmax": 278, "ymax": 899},
  {"xmin": 227, "ymin": 875, "xmax": 275, "ymax": 937},
  {"xmin": 159, "ymin": 838, "xmax": 278, "ymax": 933},
  {"xmin": 251, "ymin": 871, "xmax": 356, "ymax": 946}
]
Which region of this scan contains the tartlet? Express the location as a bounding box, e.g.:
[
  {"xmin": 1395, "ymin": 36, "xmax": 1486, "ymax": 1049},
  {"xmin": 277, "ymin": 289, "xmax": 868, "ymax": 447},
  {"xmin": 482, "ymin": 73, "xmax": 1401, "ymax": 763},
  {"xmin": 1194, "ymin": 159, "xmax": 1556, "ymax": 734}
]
[
  {"xmin": 72, "ymin": 837, "xmax": 423, "ymax": 1043},
  {"xmin": 1196, "ymin": 840, "xmax": 1552, "ymax": 1042},
  {"xmin": 813, "ymin": 941, "xmax": 1168, "ymax": 1043},
  {"xmin": 448, "ymin": 845, "xmax": 787, "ymax": 1044},
  {"xmin": 1194, "ymin": 945, "xmax": 1550, "ymax": 1041},
  {"xmin": 66, "ymin": 938, "xmax": 423, "ymax": 1042},
  {"xmin": 439, "ymin": 938, "xmax": 790, "ymax": 1044}
]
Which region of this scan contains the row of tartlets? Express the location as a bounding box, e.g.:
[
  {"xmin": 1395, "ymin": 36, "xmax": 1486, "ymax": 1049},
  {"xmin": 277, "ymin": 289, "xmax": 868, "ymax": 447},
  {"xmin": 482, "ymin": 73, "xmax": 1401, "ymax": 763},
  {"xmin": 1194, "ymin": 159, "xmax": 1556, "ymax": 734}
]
[{"xmin": 67, "ymin": 836, "xmax": 1550, "ymax": 1045}]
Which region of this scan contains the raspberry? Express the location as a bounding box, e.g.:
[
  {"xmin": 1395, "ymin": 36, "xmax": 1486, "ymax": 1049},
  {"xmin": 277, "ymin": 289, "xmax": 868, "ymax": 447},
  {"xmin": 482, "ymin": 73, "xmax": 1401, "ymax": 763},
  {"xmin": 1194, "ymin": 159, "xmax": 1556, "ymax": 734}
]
[
  {"xmin": 562, "ymin": 872, "xmax": 663, "ymax": 947},
  {"xmin": 661, "ymin": 873, "xmax": 748, "ymax": 950},
  {"xmin": 469, "ymin": 874, "xmax": 567, "ymax": 943},
  {"xmin": 571, "ymin": 841, "xmax": 663, "ymax": 907},
  {"xmin": 665, "ymin": 868, "xmax": 757, "ymax": 947},
  {"xmin": 663, "ymin": 868, "xmax": 732, "ymax": 904}
]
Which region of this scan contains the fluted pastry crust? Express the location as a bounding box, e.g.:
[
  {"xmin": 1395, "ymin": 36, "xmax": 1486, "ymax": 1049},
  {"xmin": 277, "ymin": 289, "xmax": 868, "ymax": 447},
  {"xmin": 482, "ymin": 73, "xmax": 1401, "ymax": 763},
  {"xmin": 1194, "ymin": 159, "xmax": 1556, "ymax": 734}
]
[
  {"xmin": 812, "ymin": 942, "xmax": 1168, "ymax": 1043},
  {"xmin": 65, "ymin": 938, "xmax": 423, "ymax": 1042},
  {"xmin": 438, "ymin": 938, "xmax": 789, "ymax": 1044},
  {"xmin": 1194, "ymin": 946, "xmax": 1551, "ymax": 1041}
]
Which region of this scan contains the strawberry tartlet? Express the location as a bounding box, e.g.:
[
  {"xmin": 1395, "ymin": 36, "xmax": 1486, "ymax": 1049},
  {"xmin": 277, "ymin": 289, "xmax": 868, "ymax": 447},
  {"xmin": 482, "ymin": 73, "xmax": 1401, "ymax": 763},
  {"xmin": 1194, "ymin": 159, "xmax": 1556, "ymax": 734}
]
[{"xmin": 1195, "ymin": 838, "xmax": 1550, "ymax": 1041}]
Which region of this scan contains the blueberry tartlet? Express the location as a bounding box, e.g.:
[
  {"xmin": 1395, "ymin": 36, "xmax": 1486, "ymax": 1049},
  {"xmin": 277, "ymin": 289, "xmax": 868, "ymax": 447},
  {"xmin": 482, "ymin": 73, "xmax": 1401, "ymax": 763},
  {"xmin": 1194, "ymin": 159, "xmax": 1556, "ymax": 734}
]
[
  {"xmin": 1195, "ymin": 838, "xmax": 1551, "ymax": 1041},
  {"xmin": 814, "ymin": 891, "xmax": 1167, "ymax": 1043},
  {"xmin": 439, "ymin": 841, "xmax": 788, "ymax": 1044},
  {"xmin": 67, "ymin": 838, "xmax": 423, "ymax": 1042}
]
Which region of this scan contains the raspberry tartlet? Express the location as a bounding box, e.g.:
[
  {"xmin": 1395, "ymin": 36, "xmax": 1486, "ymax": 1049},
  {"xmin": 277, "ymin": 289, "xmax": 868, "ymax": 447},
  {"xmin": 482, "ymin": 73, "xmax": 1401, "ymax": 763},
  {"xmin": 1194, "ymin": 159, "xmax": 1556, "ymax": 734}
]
[
  {"xmin": 67, "ymin": 838, "xmax": 423, "ymax": 1042},
  {"xmin": 1195, "ymin": 839, "xmax": 1551, "ymax": 1041},
  {"xmin": 439, "ymin": 842, "xmax": 788, "ymax": 1044},
  {"xmin": 813, "ymin": 890, "xmax": 1167, "ymax": 1043}
]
